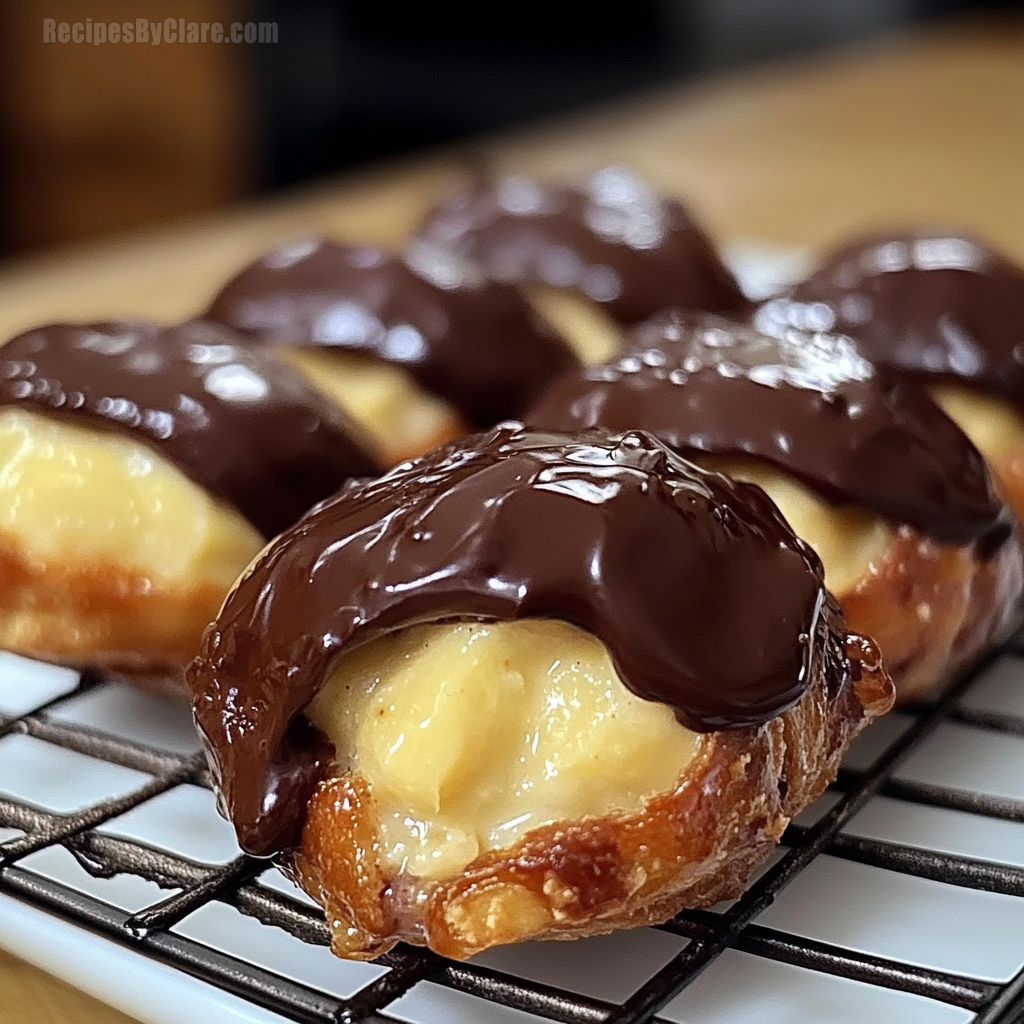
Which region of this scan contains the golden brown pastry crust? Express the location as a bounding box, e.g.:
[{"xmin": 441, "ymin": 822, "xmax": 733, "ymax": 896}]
[
  {"xmin": 989, "ymin": 453, "xmax": 1024, "ymax": 538},
  {"xmin": 0, "ymin": 532, "xmax": 226, "ymax": 695},
  {"xmin": 289, "ymin": 642, "xmax": 893, "ymax": 961},
  {"xmin": 687, "ymin": 453, "xmax": 1021, "ymax": 705},
  {"xmin": 840, "ymin": 527, "xmax": 1023, "ymax": 705}
]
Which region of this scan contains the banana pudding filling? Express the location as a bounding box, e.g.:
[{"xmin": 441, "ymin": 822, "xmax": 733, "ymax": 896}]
[
  {"xmin": 274, "ymin": 347, "xmax": 459, "ymax": 465},
  {"xmin": 306, "ymin": 619, "xmax": 700, "ymax": 881},
  {"xmin": 0, "ymin": 407, "xmax": 263, "ymax": 675},
  {"xmin": 521, "ymin": 284, "xmax": 623, "ymax": 364},
  {"xmin": 189, "ymin": 425, "xmax": 893, "ymax": 959},
  {"xmin": 930, "ymin": 386, "xmax": 1024, "ymax": 517}
]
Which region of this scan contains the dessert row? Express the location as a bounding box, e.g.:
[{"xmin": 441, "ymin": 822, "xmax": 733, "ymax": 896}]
[{"xmin": 3, "ymin": 167, "xmax": 1023, "ymax": 960}]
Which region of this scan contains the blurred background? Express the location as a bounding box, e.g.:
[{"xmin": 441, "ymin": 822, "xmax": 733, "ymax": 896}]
[{"xmin": 0, "ymin": 0, "xmax": 1018, "ymax": 257}]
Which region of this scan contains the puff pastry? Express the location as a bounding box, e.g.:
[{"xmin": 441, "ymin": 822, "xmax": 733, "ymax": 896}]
[
  {"xmin": 208, "ymin": 238, "xmax": 577, "ymax": 463},
  {"xmin": 528, "ymin": 313, "xmax": 1023, "ymax": 702},
  {"xmin": 0, "ymin": 319, "xmax": 380, "ymax": 686},
  {"xmin": 777, "ymin": 231, "xmax": 1024, "ymax": 530},
  {"xmin": 189, "ymin": 425, "xmax": 893, "ymax": 958},
  {"xmin": 415, "ymin": 167, "xmax": 748, "ymax": 363}
]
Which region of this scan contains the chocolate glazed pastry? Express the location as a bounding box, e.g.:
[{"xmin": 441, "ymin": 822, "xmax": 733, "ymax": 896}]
[
  {"xmin": 528, "ymin": 313, "xmax": 1024, "ymax": 702},
  {"xmin": 777, "ymin": 231, "xmax": 1024, "ymax": 530},
  {"xmin": 207, "ymin": 238, "xmax": 577, "ymax": 464},
  {"xmin": 189, "ymin": 425, "xmax": 893, "ymax": 960},
  {"xmin": 415, "ymin": 167, "xmax": 748, "ymax": 363},
  {"xmin": 0, "ymin": 319, "xmax": 381, "ymax": 687}
]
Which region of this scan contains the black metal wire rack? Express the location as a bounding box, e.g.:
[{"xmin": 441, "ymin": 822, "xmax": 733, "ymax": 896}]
[{"xmin": 3, "ymin": 643, "xmax": 1024, "ymax": 1024}]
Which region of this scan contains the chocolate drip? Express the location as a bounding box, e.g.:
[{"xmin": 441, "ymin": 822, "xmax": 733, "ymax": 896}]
[
  {"xmin": 527, "ymin": 312, "xmax": 1008, "ymax": 548},
  {"xmin": 782, "ymin": 232, "xmax": 1024, "ymax": 412},
  {"xmin": 415, "ymin": 167, "xmax": 748, "ymax": 325},
  {"xmin": 207, "ymin": 238, "xmax": 577, "ymax": 427},
  {"xmin": 189, "ymin": 425, "xmax": 843, "ymax": 856},
  {"xmin": 0, "ymin": 320, "xmax": 381, "ymax": 538}
]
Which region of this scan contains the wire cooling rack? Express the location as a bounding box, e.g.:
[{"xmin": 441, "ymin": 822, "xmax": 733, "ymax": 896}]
[{"xmin": 3, "ymin": 642, "xmax": 1024, "ymax": 1024}]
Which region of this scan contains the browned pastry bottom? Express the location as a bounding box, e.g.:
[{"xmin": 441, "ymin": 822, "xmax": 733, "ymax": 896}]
[
  {"xmin": 990, "ymin": 454, "xmax": 1024, "ymax": 540},
  {"xmin": 840, "ymin": 527, "xmax": 1023, "ymax": 705},
  {"xmin": 0, "ymin": 535, "xmax": 228, "ymax": 696},
  {"xmin": 289, "ymin": 642, "xmax": 893, "ymax": 961}
]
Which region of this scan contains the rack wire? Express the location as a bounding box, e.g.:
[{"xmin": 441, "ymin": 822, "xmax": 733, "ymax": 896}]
[{"xmin": 3, "ymin": 643, "xmax": 1024, "ymax": 1024}]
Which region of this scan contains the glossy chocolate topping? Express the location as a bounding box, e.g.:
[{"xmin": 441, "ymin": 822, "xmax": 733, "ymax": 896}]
[
  {"xmin": 207, "ymin": 238, "xmax": 578, "ymax": 426},
  {"xmin": 783, "ymin": 232, "xmax": 1024, "ymax": 411},
  {"xmin": 0, "ymin": 320, "xmax": 381, "ymax": 538},
  {"xmin": 415, "ymin": 167, "xmax": 748, "ymax": 325},
  {"xmin": 189, "ymin": 424, "xmax": 848, "ymax": 856},
  {"xmin": 527, "ymin": 312, "xmax": 1008, "ymax": 547}
]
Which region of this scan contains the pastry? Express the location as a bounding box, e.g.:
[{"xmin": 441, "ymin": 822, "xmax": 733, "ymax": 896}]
[
  {"xmin": 528, "ymin": 313, "xmax": 1023, "ymax": 702},
  {"xmin": 773, "ymin": 231, "xmax": 1024, "ymax": 525},
  {"xmin": 0, "ymin": 319, "xmax": 380, "ymax": 687},
  {"xmin": 189, "ymin": 425, "xmax": 893, "ymax": 960},
  {"xmin": 207, "ymin": 238, "xmax": 577, "ymax": 464},
  {"xmin": 415, "ymin": 166, "xmax": 747, "ymax": 363}
]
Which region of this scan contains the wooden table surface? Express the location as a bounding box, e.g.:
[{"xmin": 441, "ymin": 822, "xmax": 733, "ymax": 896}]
[{"xmin": 1, "ymin": 15, "xmax": 1021, "ymax": 1024}]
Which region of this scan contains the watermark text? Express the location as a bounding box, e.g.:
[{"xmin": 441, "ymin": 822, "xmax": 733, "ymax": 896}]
[{"xmin": 43, "ymin": 18, "xmax": 278, "ymax": 45}]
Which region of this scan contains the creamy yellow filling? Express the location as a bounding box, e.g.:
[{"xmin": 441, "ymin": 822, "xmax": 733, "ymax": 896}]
[
  {"xmin": 0, "ymin": 408, "xmax": 262, "ymax": 586},
  {"xmin": 931, "ymin": 384, "xmax": 1024, "ymax": 465},
  {"xmin": 278, "ymin": 348, "xmax": 458, "ymax": 464},
  {"xmin": 524, "ymin": 286, "xmax": 622, "ymax": 365},
  {"xmin": 700, "ymin": 456, "xmax": 893, "ymax": 596},
  {"xmin": 0, "ymin": 407, "xmax": 264, "ymax": 665},
  {"xmin": 307, "ymin": 619, "xmax": 698, "ymax": 881}
]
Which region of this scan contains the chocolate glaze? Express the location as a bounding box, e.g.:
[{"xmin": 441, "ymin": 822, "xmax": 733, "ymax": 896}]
[
  {"xmin": 207, "ymin": 238, "xmax": 578, "ymax": 427},
  {"xmin": 189, "ymin": 424, "xmax": 850, "ymax": 856},
  {"xmin": 782, "ymin": 232, "xmax": 1024, "ymax": 411},
  {"xmin": 415, "ymin": 167, "xmax": 748, "ymax": 325},
  {"xmin": 0, "ymin": 320, "xmax": 381, "ymax": 538},
  {"xmin": 527, "ymin": 312, "xmax": 1009, "ymax": 549}
]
